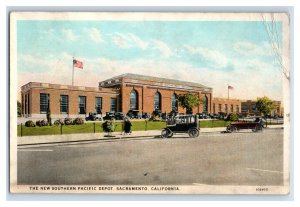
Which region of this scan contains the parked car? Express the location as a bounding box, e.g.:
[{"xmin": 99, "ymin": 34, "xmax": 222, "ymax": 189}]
[
  {"xmin": 103, "ymin": 112, "xmax": 115, "ymax": 120},
  {"xmin": 142, "ymin": 113, "xmax": 151, "ymax": 119},
  {"xmin": 197, "ymin": 113, "xmax": 209, "ymax": 119},
  {"xmin": 115, "ymin": 112, "xmax": 125, "ymax": 120},
  {"xmin": 226, "ymin": 117, "xmax": 265, "ymax": 133},
  {"xmin": 85, "ymin": 112, "xmax": 102, "ymax": 121},
  {"xmin": 161, "ymin": 114, "xmax": 200, "ymax": 138},
  {"xmin": 127, "ymin": 110, "xmax": 141, "ymax": 119}
]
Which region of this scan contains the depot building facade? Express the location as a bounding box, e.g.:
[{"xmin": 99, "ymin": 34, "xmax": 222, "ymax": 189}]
[{"xmin": 21, "ymin": 73, "xmax": 213, "ymax": 119}]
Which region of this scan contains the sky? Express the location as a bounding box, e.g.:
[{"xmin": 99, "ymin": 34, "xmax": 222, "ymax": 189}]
[{"xmin": 17, "ymin": 20, "xmax": 283, "ymax": 100}]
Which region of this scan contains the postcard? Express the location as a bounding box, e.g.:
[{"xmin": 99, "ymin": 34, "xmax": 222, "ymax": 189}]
[{"xmin": 10, "ymin": 12, "xmax": 290, "ymax": 194}]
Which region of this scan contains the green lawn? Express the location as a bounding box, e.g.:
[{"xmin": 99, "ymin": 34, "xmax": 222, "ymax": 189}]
[
  {"xmin": 17, "ymin": 121, "xmax": 167, "ymax": 137},
  {"xmin": 17, "ymin": 120, "xmax": 233, "ymax": 137}
]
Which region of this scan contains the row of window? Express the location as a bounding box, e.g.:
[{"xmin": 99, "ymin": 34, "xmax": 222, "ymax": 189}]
[
  {"xmin": 39, "ymin": 91, "xmax": 209, "ymax": 114},
  {"xmin": 40, "ymin": 93, "xmax": 117, "ymax": 114},
  {"xmin": 129, "ymin": 90, "xmax": 209, "ymax": 112},
  {"xmin": 213, "ymin": 103, "xmax": 240, "ymax": 113},
  {"xmin": 130, "ymin": 90, "xmax": 178, "ymax": 111}
]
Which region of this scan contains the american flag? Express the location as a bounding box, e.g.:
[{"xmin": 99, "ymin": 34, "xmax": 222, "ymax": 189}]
[
  {"xmin": 73, "ymin": 59, "xmax": 83, "ymax": 69},
  {"xmin": 228, "ymin": 85, "xmax": 234, "ymax": 90}
]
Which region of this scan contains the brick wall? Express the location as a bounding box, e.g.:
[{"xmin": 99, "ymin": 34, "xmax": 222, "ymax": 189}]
[{"xmin": 212, "ymin": 98, "xmax": 242, "ymax": 114}]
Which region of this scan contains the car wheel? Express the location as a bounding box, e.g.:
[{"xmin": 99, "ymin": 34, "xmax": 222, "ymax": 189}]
[
  {"xmin": 167, "ymin": 132, "xmax": 173, "ymax": 138},
  {"xmin": 252, "ymin": 126, "xmax": 258, "ymax": 132},
  {"xmin": 188, "ymin": 128, "xmax": 199, "ymax": 138},
  {"xmin": 226, "ymin": 125, "xmax": 233, "ymax": 133},
  {"xmin": 231, "ymin": 126, "xmax": 238, "ymax": 132},
  {"xmin": 161, "ymin": 129, "xmax": 170, "ymax": 138}
]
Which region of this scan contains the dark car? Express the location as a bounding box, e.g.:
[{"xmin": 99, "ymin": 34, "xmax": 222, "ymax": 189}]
[
  {"xmin": 142, "ymin": 113, "xmax": 151, "ymax": 119},
  {"xmin": 103, "ymin": 112, "xmax": 115, "ymax": 120},
  {"xmin": 115, "ymin": 112, "xmax": 125, "ymax": 120},
  {"xmin": 85, "ymin": 112, "xmax": 98, "ymax": 121},
  {"xmin": 127, "ymin": 110, "xmax": 140, "ymax": 119},
  {"xmin": 161, "ymin": 115, "xmax": 200, "ymax": 138}
]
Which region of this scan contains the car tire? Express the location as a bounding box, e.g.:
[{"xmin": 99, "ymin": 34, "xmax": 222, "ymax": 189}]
[
  {"xmin": 161, "ymin": 128, "xmax": 171, "ymax": 138},
  {"xmin": 188, "ymin": 128, "xmax": 199, "ymax": 138}
]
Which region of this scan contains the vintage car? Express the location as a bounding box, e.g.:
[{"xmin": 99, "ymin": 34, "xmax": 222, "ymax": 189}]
[
  {"xmin": 161, "ymin": 114, "xmax": 200, "ymax": 138},
  {"xmin": 114, "ymin": 112, "xmax": 125, "ymax": 120},
  {"xmin": 226, "ymin": 118, "xmax": 265, "ymax": 133},
  {"xmin": 103, "ymin": 112, "xmax": 115, "ymax": 120},
  {"xmin": 85, "ymin": 112, "xmax": 103, "ymax": 121}
]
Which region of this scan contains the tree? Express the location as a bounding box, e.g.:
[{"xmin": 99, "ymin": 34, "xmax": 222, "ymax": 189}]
[
  {"xmin": 177, "ymin": 94, "xmax": 202, "ymax": 114},
  {"xmin": 256, "ymin": 96, "xmax": 275, "ymax": 116},
  {"xmin": 17, "ymin": 101, "xmax": 21, "ymax": 117}
]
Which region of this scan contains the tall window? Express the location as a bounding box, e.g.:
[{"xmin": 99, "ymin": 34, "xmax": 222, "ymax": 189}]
[
  {"xmin": 40, "ymin": 93, "xmax": 49, "ymax": 113},
  {"xmin": 218, "ymin": 104, "xmax": 222, "ymax": 112},
  {"xmin": 25, "ymin": 94, "xmax": 27, "ymax": 115},
  {"xmin": 27, "ymin": 94, "xmax": 30, "ymax": 114},
  {"xmin": 213, "ymin": 103, "xmax": 215, "ymax": 114},
  {"xmin": 130, "ymin": 90, "xmax": 138, "ymax": 110},
  {"xmin": 225, "ymin": 104, "xmax": 228, "ymax": 113},
  {"xmin": 78, "ymin": 96, "xmax": 86, "ymax": 114},
  {"xmin": 203, "ymin": 96, "xmax": 208, "ymax": 113},
  {"xmin": 154, "ymin": 92, "xmax": 161, "ymax": 110},
  {"xmin": 110, "ymin": 98, "xmax": 117, "ymax": 112},
  {"xmin": 171, "ymin": 93, "xmax": 178, "ymax": 111},
  {"xmin": 230, "ymin": 104, "xmax": 233, "ymax": 113},
  {"xmin": 236, "ymin": 105, "xmax": 239, "ymax": 113},
  {"xmin": 60, "ymin": 95, "xmax": 68, "ymax": 113},
  {"xmin": 95, "ymin": 97, "xmax": 102, "ymax": 114}
]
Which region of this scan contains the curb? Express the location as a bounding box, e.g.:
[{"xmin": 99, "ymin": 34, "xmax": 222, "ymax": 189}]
[{"xmin": 17, "ymin": 134, "xmax": 160, "ymax": 147}]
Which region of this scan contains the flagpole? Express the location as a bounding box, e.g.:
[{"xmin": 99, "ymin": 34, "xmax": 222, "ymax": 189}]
[
  {"xmin": 72, "ymin": 57, "xmax": 74, "ymax": 86},
  {"xmin": 228, "ymin": 85, "xmax": 229, "ymax": 100}
]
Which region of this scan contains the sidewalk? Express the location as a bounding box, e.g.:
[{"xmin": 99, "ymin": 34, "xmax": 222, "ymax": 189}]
[{"xmin": 17, "ymin": 125, "xmax": 283, "ymax": 146}]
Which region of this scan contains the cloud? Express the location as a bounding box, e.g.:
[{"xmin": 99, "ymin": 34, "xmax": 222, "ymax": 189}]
[
  {"xmin": 153, "ymin": 40, "xmax": 172, "ymax": 58},
  {"xmin": 111, "ymin": 33, "xmax": 130, "ymax": 48},
  {"xmin": 127, "ymin": 33, "xmax": 148, "ymax": 50},
  {"xmin": 84, "ymin": 27, "xmax": 103, "ymax": 43},
  {"xmin": 18, "ymin": 52, "xmax": 283, "ymax": 102},
  {"xmin": 111, "ymin": 33, "xmax": 148, "ymax": 50},
  {"xmin": 184, "ymin": 45, "xmax": 228, "ymax": 68},
  {"xmin": 61, "ymin": 29, "xmax": 78, "ymax": 41},
  {"xmin": 233, "ymin": 41, "xmax": 273, "ymax": 57}
]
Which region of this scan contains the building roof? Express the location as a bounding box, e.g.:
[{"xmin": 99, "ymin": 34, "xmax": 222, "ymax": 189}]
[{"xmin": 101, "ymin": 73, "xmax": 211, "ymax": 89}]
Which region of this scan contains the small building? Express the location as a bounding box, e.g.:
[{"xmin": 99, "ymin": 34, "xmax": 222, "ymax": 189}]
[
  {"xmin": 21, "ymin": 82, "xmax": 119, "ymax": 119},
  {"xmin": 240, "ymin": 100, "xmax": 283, "ymax": 116},
  {"xmin": 212, "ymin": 97, "xmax": 242, "ymax": 115}
]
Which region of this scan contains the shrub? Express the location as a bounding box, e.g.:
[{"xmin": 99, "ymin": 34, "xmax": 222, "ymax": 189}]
[
  {"xmin": 25, "ymin": 120, "xmax": 35, "ymax": 127},
  {"xmin": 54, "ymin": 119, "xmax": 64, "ymax": 126},
  {"xmin": 102, "ymin": 120, "xmax": 115, "ymax": 132},
  {"xmin": 73, "ymin": 117, "xmax": 84, "ymax": 125},
  {"xmin": 226, "ymin": 113, "xmax": 239, "ymax": 122},
  {"xmin": 64, "ymin": 118, "xmax": 73, "ymax": 125},
  {"xmin": 36, "ymin": 119, "xmax": 48, "ymax": 127}
]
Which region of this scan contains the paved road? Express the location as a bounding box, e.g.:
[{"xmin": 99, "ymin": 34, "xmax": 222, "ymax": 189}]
[{"xmin": 17, "ymin": 129, "xmax": 284, "ymax": 186}]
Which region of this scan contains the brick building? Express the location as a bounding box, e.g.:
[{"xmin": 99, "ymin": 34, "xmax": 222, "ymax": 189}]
[
  {"xmin": 212, "ymin": 98, "xmax": 242, "ymax": 114},
  {"xmin": 241, "ymin": 100, "xmax": 283, "ymax": 116},
  {"xmin": 21, "ymin": 82, "xmax": 118, "ymax": 119},
  {"xmin": 21, "ymin": 73, "xmax": 213, "ymax": 119}
]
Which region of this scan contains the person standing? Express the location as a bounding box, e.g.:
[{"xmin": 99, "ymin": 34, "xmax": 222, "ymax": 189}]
[{"xmin": 124, "ymin": 117, "xmax": 132, "ymax": 135}]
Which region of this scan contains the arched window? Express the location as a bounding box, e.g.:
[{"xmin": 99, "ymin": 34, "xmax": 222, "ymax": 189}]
[
  {"xmin": 203, "ymin": 95, "xmax": 208, "ymax": 113},
  {"xmin": 171, "ymin": 93, "xmax": 178, "ymax": 111},
  {"xmin": 154, "ymin": 92, "xmax": 161, "ymax": 110},
  {"xmin": 130, "ymin": 90, "xmax": 138, "ymax": 110}
]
